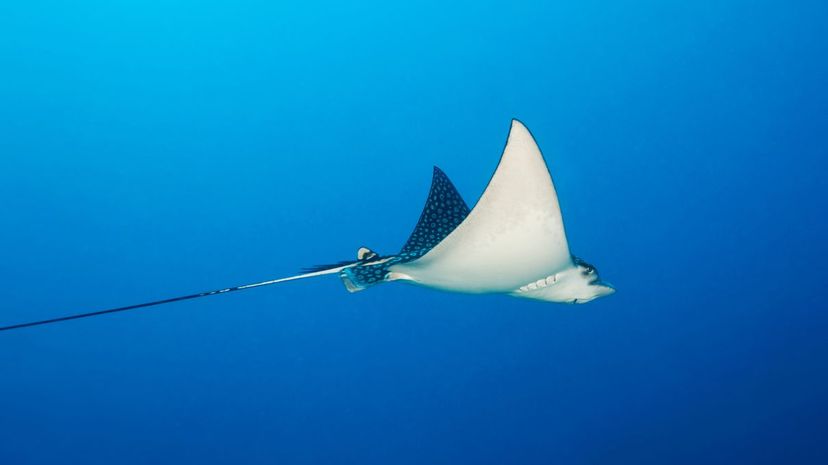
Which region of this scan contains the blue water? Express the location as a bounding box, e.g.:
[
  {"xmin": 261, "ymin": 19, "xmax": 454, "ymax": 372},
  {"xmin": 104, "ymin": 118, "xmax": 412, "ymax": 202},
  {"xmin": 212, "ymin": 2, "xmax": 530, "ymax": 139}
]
[{"xmin": 2, "ymin": 1, "xmax": 826, "ymax": 463}]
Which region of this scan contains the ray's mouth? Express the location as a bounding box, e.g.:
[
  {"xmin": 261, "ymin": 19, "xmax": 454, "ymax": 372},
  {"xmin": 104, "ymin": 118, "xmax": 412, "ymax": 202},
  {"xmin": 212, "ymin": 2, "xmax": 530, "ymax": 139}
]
[{"xmin": 590, "ymin": 277, "xmax": 613, "ymax": 288}]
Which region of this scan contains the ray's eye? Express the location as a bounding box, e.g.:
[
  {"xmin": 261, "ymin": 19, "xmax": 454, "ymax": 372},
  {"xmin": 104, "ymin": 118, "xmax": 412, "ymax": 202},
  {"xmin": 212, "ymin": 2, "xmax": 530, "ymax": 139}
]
[{"xmin": 583, "ymin": 266, "xmax": 594, "ymax": 275}]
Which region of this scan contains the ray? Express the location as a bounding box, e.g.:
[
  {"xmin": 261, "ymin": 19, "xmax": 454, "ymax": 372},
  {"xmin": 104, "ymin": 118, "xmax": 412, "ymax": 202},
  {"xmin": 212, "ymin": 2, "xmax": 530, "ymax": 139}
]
[
  {"xmin": 389, "ymin": 120, "xmax": 572, "ymax": 293},
  {"xmin": 1, "ymin": 119, "xmax": 613, "ymax": 332}
]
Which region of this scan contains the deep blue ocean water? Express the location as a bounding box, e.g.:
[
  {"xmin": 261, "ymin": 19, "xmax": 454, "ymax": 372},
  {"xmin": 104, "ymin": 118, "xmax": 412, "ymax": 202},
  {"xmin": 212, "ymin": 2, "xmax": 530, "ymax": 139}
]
[{"xmin": 1, "ymin": 1, "xmax": 827, "ymax": 464}]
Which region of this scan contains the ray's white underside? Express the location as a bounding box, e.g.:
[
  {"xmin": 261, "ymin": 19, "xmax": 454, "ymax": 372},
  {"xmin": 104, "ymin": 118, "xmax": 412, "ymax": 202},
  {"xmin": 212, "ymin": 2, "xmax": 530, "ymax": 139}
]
[{"xmin": 389, "ymin": 120, "xmax": 574, "ymax": 294}]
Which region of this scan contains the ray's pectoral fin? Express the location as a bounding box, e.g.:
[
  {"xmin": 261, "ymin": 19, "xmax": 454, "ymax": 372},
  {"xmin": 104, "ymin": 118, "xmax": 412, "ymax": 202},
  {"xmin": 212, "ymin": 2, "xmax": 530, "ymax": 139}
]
[
  {"xmin": 400, "ymin": 166, "xmax": 471, "ymax": 257},
  {"xmin": 390, "ymin": 119, "xmax": 575, "ymax": 293}
]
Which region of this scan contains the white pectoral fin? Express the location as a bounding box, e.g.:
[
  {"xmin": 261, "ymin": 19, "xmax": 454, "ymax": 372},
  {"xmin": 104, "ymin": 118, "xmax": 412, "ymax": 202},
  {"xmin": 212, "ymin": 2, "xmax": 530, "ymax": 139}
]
[{"xmin": 394, "ymin": 120, "xmax": 573, "ymax": 292}]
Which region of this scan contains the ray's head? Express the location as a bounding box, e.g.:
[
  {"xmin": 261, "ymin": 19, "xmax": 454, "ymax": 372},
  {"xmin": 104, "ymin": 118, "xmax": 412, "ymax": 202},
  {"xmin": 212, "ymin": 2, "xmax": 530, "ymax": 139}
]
[
  {"xmin": 568, "ymin": 256, "xmax": 615, "ymax": 303},
  {"xmin": 563, "ymin": 256, "xmax": 615, "ymax": 304},
  {"xmin": 511, "ymin": 255, "xmax": 615, "ymax": 304}
]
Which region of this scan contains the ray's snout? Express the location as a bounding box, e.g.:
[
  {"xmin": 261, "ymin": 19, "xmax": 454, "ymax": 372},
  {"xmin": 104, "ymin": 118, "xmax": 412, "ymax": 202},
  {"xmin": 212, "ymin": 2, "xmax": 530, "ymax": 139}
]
[
  {"xmin": 575, "ymin": 279, "xmax": 615, "ymax": 303},
  {"xmin": 593, "ymin": 281, "xmax": 616, "ymax": 298}
]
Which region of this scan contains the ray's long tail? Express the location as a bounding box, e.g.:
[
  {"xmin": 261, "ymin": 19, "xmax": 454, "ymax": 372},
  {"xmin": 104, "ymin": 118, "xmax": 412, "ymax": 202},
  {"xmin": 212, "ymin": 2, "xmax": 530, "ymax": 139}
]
[{"xmin": 0, "ymin": 265, "xmax": 352, "ymax": 332}]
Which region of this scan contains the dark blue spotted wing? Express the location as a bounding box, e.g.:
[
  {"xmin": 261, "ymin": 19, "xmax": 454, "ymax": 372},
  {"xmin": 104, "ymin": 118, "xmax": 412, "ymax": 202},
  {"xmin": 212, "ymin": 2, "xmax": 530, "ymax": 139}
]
[{"xmin": 400, "ymin": 166, "xmax": 470, "ymax": 255}]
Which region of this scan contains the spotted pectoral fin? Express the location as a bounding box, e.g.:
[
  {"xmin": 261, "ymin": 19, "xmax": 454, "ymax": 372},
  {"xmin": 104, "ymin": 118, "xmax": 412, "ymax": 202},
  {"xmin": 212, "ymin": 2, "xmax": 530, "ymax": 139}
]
[{"xmin": 400, "ymin": 167, "xmax": 470, "ymax": 255}]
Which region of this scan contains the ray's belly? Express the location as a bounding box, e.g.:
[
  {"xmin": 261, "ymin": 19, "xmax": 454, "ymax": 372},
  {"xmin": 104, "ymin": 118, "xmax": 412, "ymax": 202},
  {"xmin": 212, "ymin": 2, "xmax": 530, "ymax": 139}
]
[{"xmin": 388, "ymin": 259, "xmax": 562, "ymax": 294}]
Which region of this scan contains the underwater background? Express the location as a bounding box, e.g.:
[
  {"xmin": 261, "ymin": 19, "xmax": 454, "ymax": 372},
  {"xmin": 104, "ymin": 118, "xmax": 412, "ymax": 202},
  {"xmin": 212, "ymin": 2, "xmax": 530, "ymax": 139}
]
[{"xmin": 1, "ymin": 1, "xmax": 826, "ymax": 464}]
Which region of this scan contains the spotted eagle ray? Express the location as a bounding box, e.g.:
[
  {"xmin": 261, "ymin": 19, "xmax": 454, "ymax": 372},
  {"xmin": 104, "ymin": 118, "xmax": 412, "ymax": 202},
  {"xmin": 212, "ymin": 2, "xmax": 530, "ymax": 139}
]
[{"xmin": 0, "ymin": 120, "xmax": 613, "ymax": 332}]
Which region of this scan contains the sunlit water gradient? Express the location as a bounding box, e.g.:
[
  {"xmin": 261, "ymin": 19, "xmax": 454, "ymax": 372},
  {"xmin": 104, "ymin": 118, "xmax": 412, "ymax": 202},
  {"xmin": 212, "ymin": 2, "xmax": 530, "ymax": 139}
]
[{"xmin": 1, "ymin": 1, "xmax": 826, "ymax": 464}]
